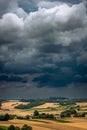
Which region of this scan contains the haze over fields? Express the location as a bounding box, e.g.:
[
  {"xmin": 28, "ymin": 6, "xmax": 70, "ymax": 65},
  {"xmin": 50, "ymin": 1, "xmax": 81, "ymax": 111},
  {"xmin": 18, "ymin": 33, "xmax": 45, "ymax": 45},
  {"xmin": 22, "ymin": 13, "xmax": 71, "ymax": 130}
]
[{"xmin": 0, "ymin": 0, "xmax": 87, "ymax": 99}]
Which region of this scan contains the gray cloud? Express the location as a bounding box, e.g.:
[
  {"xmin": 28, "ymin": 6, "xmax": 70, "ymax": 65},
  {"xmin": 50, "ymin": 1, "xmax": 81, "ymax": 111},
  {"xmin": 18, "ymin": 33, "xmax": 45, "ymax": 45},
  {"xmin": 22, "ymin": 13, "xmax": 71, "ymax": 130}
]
[
  {"xmin": 77, "ymin": 51, "xmax": 87, "ymax": 66},
  {"xmin": 0, "ymin": 0, "xmax": 87, "ymax": 98},
  {"xmin": 0, "ymin": 13, "xmax": 24, "ymax": 43},
  {"xmin": 0, "ymin": 0, "xmax": 18, "ymax": 17},
  {"xmin": 0, "ymin": 0, "xmax": 12, "ymax": 17}
]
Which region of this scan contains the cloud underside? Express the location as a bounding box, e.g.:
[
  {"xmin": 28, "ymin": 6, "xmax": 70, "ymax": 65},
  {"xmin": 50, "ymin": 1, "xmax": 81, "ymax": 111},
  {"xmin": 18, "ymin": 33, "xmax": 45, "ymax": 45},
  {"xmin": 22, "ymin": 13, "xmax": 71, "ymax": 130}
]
[{"xmin": 0, "ymin": 0, "xmax": 87, "ymax": 98}]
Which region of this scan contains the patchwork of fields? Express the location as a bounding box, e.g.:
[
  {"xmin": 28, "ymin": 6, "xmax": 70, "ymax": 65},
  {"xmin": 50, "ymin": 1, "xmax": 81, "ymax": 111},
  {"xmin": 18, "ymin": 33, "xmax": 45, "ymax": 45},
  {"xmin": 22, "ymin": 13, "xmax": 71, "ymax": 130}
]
[
  {"xmin": 0, "ymin": 101, "xmax": 63, "ymax": 116},
  {"xmin": 0, "ymin": 100, "xmax": 87, "ymax": 130}
]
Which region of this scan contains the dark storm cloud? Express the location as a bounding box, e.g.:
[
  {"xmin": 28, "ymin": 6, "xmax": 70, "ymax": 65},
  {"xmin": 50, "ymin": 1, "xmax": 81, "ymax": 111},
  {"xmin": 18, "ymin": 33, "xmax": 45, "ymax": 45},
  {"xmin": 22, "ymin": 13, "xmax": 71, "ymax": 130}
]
[
  {"xmin": 0, "ymin": 74, "xmax": 27, "ymax": 83},
  {"xmin": 0, "ymin": 0, "xmax": 87, "ymax": 98},
  {"xmin": 33, "ymin": 70, "xmax": 73, "ymax": 87},
  {"xmin": 77, "ymin": 51, "xmax": 87, "ymax": 66},
  {"xmin": 74, "ymin": 74, "xmax": 87, "ymax": 84}
]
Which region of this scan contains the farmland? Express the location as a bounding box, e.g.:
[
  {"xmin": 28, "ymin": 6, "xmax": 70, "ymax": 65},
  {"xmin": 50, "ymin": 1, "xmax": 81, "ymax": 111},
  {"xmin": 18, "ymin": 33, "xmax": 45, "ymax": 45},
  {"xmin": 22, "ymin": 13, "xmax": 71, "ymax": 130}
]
[
  {"xmin": 0, "ymin": 100, "xmax": 63, "ymax": 116},
  {"xmin": 0, "ymin": 100, "xmax": 87, "ymax": 130},
  {"xmin": 0, "ymin": 118, "xmax": 87, "ymax": 130}
]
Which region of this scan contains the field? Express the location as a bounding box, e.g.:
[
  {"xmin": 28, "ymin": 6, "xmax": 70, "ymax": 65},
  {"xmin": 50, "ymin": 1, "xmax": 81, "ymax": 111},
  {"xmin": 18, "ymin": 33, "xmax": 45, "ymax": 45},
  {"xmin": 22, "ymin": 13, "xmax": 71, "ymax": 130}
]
[
  {"xmin": 76, "ymin": 102, "xmax": 87, "ymax": 112},
  {"xmin": 0, "ymin": 118, "xmax": 87, "ymax": 130},
  {"xmin": 34, "ymin": 103, "xmax": 59, "ymax": 108},
  {"xmin": 0, "ymin": 100, "xmax": 30, "ymax": 116},
  {"xmin": 0, "ymin": 101, "xmax": 63, "ymax": 116},
  {"xmin": 1, "ymin": 100, "xmax": 87, "ymax": 115},
  {"xmin": 0, "ymin": 100, "xmax": 87, "ymax": 130}
]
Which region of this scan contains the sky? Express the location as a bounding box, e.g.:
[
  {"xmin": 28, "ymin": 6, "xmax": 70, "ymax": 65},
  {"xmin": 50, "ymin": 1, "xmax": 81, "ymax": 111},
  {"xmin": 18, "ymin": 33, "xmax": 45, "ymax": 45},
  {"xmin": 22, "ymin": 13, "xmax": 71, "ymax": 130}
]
[{"xmin": 0, "ymin": 0, "xmax": 87, "ymax": 99}]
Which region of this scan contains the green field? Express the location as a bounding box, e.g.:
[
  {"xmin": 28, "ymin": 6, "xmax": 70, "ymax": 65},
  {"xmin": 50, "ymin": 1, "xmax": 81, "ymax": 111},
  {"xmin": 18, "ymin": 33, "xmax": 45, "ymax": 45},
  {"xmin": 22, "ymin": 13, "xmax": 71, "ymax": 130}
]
[
  {"xmin": 0, "ymin": 126, "xmax": 8, "ymax": 130},
  {"xmin": 23, "ymin": 107, "xmax": 57, "ymax": 112}
]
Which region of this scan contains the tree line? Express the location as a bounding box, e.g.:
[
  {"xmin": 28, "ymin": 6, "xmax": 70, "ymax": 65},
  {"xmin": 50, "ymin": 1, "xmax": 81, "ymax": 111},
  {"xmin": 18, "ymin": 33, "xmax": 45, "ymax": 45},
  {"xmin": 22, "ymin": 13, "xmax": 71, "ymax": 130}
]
[{"xmin": 0, "ymin": 124, "xmax": 32, "ymax": 130}]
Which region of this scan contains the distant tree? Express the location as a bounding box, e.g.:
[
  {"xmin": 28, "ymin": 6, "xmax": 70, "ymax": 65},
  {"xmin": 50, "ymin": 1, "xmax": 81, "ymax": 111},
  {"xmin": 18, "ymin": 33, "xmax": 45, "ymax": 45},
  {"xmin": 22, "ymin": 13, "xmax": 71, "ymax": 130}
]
[
  {"xmin": 0, "ymin": 115, "xmax": 4, "ymax": 121},
  {"xmin": 21, "ymin": 124, "xmax": 32, "ymax": 130},
  {"xmin": 48, "ymin": 114, "xmax": 54, "ymax": 119},
  {"xmin": 34, "ymin": 110, "xmax": 39, "ymax": 116},
  {"xmin": 8, "ymin": 125, "xmax": 15, "ymax": 130},
  {"xmin": 77, "ymin": 105, "xmax": 80, "ymax": 111},
  {"xmin": 15, "ymin": 126, "xmax": 20, "ymax": 130},
  {"xmin": 0, "ymin": 101, "xmax": 2, "ymax": 109},
  {"xmin": 17, "ymin": 116, "xmax": 24, "ymax": 120},
  {"xmin": 24, "ymin": 115, "xmax": 30, "ymax": 120},
  {"xmin": 4, "ymin": 113, "xmax": 10, "ymax": 121},
  {"xmin": 60, "ymin": 109, "xmax": 77, "ymax": 118},
  {"xmin": 0, "ymin": 113, "xmax": 10, "ymax": 121},
  {"xmin": 38, "ymin": 113, "xmax": 54, "ymax": 119}
]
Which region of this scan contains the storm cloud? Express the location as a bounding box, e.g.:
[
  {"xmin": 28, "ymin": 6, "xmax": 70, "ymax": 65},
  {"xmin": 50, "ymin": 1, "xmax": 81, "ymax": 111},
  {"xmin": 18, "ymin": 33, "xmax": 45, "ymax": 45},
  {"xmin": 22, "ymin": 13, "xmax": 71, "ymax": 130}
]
[{"xmin": 0, "ymin": 0, "xmax": 87, "ymax": 98}]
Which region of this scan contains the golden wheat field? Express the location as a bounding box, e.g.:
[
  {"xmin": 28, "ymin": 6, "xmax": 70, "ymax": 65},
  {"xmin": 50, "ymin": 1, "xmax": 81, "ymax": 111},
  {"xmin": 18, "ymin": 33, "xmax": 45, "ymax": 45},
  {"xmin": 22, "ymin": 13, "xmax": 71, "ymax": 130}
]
[
  {"xmin": 1, "ymin": 100, "xmax": 29, "ymax": 110},
  {"xmin": 0, "ymin": 101, "xmax": 61, "ymax": 116},
  {"xmin": 34, "ymin": 102, "xmax": 59, "ymax": 108},
  {"xmin": 0, "ymin": 100, "xmax": 87, "ymax": 130},
  {"xmin": 76, "ymin": 102, "xmax": 87, "ymax": 112},
  {"xmin": 0, "ymin": 118, "xmax": 87, "ymax": 130},
  {"xmin": 65, "ymin": 118, "xmax": 87, "ymax": 129},
  {"xmin": 0, "ymin": 100, "xmax": 31, "ymax": 116}
]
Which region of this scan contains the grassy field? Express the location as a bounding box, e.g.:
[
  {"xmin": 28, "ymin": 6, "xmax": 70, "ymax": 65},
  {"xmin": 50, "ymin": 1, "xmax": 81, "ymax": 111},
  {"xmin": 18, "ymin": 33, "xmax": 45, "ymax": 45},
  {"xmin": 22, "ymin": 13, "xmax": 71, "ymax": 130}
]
[{"xmin": 0, "ymin": 126, "xmax": 8, "ymax": 130}]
